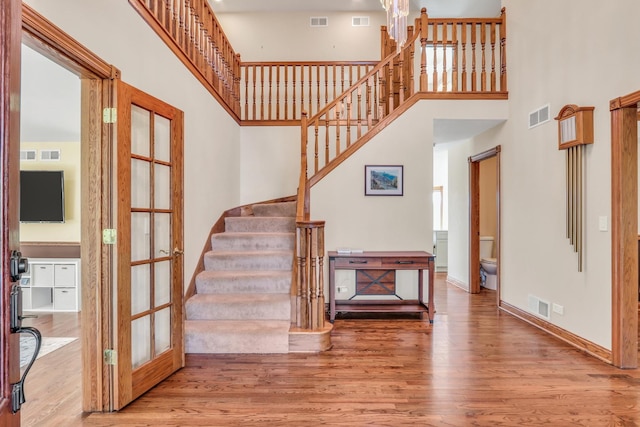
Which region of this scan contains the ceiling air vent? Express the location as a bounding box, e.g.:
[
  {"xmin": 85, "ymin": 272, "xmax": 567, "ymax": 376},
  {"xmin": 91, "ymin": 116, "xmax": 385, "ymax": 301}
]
[
  {"xmin": 20, "ymin": 150, "xmax": 37, "ymax": 161},
  {"xmin": 310, "ymin": 17, "xmax": 328, "ymax": 27},
  {"xmin": 352, "ymin": 16, "xmax": 370, "ymax": 27},
  {"xmin": 40, "ymin": 149, "xmax": 61, "ymax": 161},
  {"xmin": 527, "ymin": 294, "xmax": 550, "ymax": 320},
  {"xmin": 528, "ymin": 104, "xmax": 550, "ymax": 129}
]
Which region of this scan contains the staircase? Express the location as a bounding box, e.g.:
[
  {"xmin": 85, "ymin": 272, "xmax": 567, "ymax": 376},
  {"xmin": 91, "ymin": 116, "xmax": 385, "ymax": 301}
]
[{"xmin": 184, "ymin": 201, "xmax": 296, "ymax": 353}]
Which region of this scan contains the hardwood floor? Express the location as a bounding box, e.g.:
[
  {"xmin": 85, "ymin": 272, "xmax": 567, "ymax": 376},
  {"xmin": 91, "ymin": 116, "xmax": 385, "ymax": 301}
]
[{"xmin": 21, "ymin": 274, "xmax": 640, "ymax": 426}]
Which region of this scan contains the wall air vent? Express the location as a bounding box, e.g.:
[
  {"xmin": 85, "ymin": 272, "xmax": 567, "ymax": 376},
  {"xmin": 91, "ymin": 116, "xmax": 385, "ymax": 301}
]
[
  {"xmin": 20, "ymin": 150, "xmax": 37, "ymax": 161},
  {"xmin": 529, "ymin": 104, "xmax": 550, "ymax": 129},
  {"xmin": 527, "ymin": 294, "xmax": 551, "ymax": 320},
  {"xmin": 352, "ymin": 16, "xmax": 370, "ymax": 27},
  {"xmin": 310, "ymin": 17, "xmax": 328, "ymax": 27},
  {"xmin": 40, "ymin": 149, "xmax": 61, "ymax": 161}
]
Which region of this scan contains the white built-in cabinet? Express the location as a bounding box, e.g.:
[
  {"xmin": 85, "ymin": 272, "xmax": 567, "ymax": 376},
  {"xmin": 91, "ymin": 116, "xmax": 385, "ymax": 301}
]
[
  {"xmin": 20, "ymin": 258, "xmax": 81, "ymax": 312},
  {"xmin": 434, "ymin": 230, "xmax": 448, "ymax": 272}
]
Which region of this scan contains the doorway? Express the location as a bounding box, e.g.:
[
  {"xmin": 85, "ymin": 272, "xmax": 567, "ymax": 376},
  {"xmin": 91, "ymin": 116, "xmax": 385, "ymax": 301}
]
[
  {"xmin": 610, "ymin": 92, "xmax": 639, "ymax": 368},
  {"xmin": 468, "ymin": 146, "xmax": 501, "ymax": 303},
  {"xmin": 21, "ymin": 4, "xmax": 116, "ymax": 412}
]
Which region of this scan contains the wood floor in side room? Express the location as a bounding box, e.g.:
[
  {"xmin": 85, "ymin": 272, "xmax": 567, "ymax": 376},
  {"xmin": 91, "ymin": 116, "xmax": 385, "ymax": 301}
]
[{"xmin": 21, "ymin": 274, "xmax": 640, "ymax": 426}]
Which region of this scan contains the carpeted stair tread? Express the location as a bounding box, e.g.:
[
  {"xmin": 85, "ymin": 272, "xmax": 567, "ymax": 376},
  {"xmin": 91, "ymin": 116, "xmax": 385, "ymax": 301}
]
[
  {"xmin": 186, "ymin": 293, "xmax": 290, "ymax": 320},
  {"xmin": 251, "ymin": 201, "xmax": 296, "ymax": 217},
  {"xmin": 225, "ymin": 216, "xmax": 295, "ymax": 233},
  {"xmin": 196, "ymin": 270, "xmax": 291, "ymax": 294},
  {"xmin": 186, "ymin": 200, "xmax": 296, "ymax": 354},
  {"xmin": 204, "ymin": 250, "xmax": 293, "ymax": 270},
  {"xmin": 185, "ymin": 320, "xmax": 290, "ymax": 353},
  {"xmin": 211, "ymin": 232, "xmax": 294, "ymax": 251}
]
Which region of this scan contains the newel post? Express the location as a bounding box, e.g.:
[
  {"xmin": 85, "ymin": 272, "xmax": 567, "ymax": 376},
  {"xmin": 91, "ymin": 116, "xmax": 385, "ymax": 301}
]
[
  {"xmin": 295, "ymin": 221, "xmax": 326, "ymax": 330},
  {"xmin": 419, "ymin": 8, "xmax": 428, "ymax": 92}
]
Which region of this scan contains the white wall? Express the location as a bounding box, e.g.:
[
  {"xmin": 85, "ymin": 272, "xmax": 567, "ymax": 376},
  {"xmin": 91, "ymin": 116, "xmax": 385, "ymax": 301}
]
[
  {"xmin": 20, "ymin": 142, "xmax": 81, "ymax": 242},
  {"xmin": 25, "ymin": 0, "xmax": 242, "ymax": 289},
  {"xmin": 446, "ymin": 140, "xmax": 471, "ymax": 288},
  {"xmin": 239, "ymin": 127, "xmax": 299, "ymax": 204},
  {"xmin": 471, "ymin": 0, "xmax": 640, "ymax": 349},
  {"xmin": 216, "ymin": 11, "xmax": 386, "ymax": 61},
  {"xmin": 312, "ymin": 100, "xmax": 507, "ymax": 295},
  {"xmin": 433, "ymin": 149, "xmax": 448, "ymax": 230}
]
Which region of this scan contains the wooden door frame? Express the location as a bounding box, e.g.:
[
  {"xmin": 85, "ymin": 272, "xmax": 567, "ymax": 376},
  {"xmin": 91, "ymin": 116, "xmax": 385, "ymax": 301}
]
[
  {"xmin": 1, "ymin": 0, "xmax": 23, "ymax": 424},
  {"xmin": 21, "ymin": 4, "xmax": 120, "ymax": 411},
  {"xmin": 468, "ymin": 146, "xmax": 501, "ymax": 302},
  {"xmin": 610, "ymin": 91, "xmax": 639, "ymax": 369}
]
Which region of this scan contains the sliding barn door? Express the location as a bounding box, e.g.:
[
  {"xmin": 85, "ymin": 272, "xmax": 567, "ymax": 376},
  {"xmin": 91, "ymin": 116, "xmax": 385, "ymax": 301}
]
[{"xmin": 113, "ymin": 81, "xmax": 184, "ymax": 409}]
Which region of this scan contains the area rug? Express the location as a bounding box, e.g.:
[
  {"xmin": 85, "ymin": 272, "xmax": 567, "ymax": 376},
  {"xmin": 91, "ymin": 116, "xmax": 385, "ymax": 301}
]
[{"xmin": 20, "ymin": 336, "xmax": 78, "ymax": 368}]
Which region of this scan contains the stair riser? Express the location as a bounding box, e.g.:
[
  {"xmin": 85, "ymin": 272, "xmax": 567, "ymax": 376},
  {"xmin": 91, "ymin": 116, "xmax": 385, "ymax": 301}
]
[
  {"xmin": 186, "ymin": 300, "xmax": 290, "ymax": 320},
  {"xmin": 225, "ymin": 217, "xmax": 295, "ymax": 233},
  {"xmin": 196, "ymin": 274, "xmax": 291, "ymax": 294},
  {"xmin": 252, "ymin": 202, "xmax": 296, "ymax": 218},
  {"xmin": 211, "ymin": 234, "xmax": 294, "ymax": 251},
  {"xmin": 204, "ymin": 253, "xmax": 293, "ymax": 271},
  {"xmin": 185, "ymin": 330, "xmax": 289, "ymax": 353}
]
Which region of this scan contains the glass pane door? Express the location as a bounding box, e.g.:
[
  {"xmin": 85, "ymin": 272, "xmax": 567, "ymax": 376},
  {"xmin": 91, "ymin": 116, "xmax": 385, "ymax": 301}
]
[{"xmin": 114, "ymin": 80, "xmax": 183, "ymax": 409}]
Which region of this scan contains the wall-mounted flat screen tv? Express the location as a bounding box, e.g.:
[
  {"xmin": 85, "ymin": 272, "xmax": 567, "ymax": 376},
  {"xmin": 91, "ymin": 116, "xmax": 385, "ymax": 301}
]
[{"xmin": 20, "ymin": 170, "xmax": 65, "ymax": 223}]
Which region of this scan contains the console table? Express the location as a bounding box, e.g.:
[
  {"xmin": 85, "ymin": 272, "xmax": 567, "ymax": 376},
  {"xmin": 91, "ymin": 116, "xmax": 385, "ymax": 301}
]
[{"xmin": 328, "ymin": 251, "xmax": 435, "ymax": 323}]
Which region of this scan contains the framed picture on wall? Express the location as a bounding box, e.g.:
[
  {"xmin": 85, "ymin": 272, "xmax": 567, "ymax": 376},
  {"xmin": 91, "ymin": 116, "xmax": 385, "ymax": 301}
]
[{"xmin": 364, "ymin": 165, "xmax": 403, "ymax": 196}]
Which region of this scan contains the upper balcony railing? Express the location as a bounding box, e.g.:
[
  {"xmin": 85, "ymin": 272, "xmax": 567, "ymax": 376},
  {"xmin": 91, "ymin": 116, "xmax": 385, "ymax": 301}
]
[
  {"xmin": 240, "ymin": 61, "xmax": 378, "ymax": 124},
  {"xmin": 130, "ymin": 0, "xmax": 242, "ymax": 119},
  {"xmin": 130, "ymin": 1, "xmax": 506, "ymax": 126}
]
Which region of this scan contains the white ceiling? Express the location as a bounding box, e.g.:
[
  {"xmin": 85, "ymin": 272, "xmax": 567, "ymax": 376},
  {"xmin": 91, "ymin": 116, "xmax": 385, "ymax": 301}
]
[
  {"xmin": 21, "ymin": 45, "xmax": 81, "ymax": 143},
  {"xmin": 209, "ymin": 0, "xmax": 502, "ymax": 17},
  {"xmin": 434, "ymin": 119, "xmax": 505, "ymax": 146}
]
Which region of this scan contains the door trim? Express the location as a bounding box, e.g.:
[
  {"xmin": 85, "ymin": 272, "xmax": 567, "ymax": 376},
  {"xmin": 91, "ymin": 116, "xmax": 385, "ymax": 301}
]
[
  {"xmin": 610, "ymin": 91, "xmax": 639, "ymax": 368},
  {"xmin": 1, "ymin": 0, "xmax": 23, "ymax": 423},
  {"xmin": 21, "ymin": 4, "xmax": 119, "ymax": 411},
  {"xmin": 468, "ymin": 146, "xmax": 501, "ymax": 301}
]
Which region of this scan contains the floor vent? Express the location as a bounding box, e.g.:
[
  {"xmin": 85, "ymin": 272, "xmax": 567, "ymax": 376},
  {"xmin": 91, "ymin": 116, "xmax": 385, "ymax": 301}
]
[
  {"xmin": 310, "ymin": 17, "xmax": 328, "ymax": 27},
  {"xmin": 527, "ymin": 294, "xmax": 550, "ymax": 319},
  {"xmin": 528, "ymin": 104, "xmax": 550, "ymax": 129},
  {"xmin": 20, "ymin": 150, "xmax": 36, "ymax": 161},
  {"xmin": 352, "ymin": 16, "xmax": 370, "ymax": 27},
  {"xmin": 40, "ymin": 149, "xmax": 61, "ymax": 161}
]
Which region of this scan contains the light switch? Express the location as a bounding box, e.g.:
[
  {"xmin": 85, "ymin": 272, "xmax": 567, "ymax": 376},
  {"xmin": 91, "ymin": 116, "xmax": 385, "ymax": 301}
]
[{"xmin": 598, "ymin": 216, "xmax": 608, "ymax": 232}]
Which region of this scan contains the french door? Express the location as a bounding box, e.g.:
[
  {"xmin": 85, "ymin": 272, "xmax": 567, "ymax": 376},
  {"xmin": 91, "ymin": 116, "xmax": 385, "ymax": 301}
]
[
  {"xmin": 113, "ymin": 80, "xmax": 184, "ymax": 409},
  {"xmin": 0, "ymin": 0, "xmax": 22, "ymax": 424}
]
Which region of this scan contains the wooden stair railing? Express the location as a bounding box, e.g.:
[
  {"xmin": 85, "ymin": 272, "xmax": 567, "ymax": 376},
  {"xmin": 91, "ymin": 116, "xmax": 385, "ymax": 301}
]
[
  {"xmin": 241, "ymin": 61, "xmax": 378, "ymax": 123},
  {"xmin": 129, "ymin": 0, "xmax": 241, "ymax": 120},
  {"xmin": 131, "ymin": 3, "xmax": 507, "ymax": 127}
]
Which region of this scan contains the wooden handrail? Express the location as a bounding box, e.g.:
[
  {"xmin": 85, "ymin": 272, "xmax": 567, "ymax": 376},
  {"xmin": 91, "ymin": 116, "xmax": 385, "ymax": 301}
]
[{"xmin": 129, "ymin": 0, "xmax": 241, "ymax": 120}]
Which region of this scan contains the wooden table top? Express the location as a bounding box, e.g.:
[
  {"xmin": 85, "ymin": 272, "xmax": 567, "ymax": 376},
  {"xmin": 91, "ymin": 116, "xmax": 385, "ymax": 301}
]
[{"xmin": 328, "ymin": 250, "xmax": 434, "ymax": 259}]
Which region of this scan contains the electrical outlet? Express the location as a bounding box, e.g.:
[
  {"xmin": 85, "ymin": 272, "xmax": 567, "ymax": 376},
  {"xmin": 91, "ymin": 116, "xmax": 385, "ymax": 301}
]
[
  {"xmin": 337, "ymin": 286, "xmax": 348, "ymax": 293},
  {"xmin": 552, "ymin": 303, "xmax": 564, "ymax": 315}
]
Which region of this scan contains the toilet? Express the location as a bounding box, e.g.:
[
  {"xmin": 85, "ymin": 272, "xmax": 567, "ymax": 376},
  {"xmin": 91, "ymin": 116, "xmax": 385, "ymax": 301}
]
[{"xmin": 479, "ymin": 236, "xmax": 497, "ymax": 290}]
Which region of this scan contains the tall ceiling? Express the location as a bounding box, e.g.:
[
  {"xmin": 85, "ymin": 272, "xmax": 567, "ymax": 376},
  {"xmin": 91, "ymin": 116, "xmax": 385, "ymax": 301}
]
[{"xmin": 209, "ymin": 0, "xmax": 502, "ymax": 17}]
